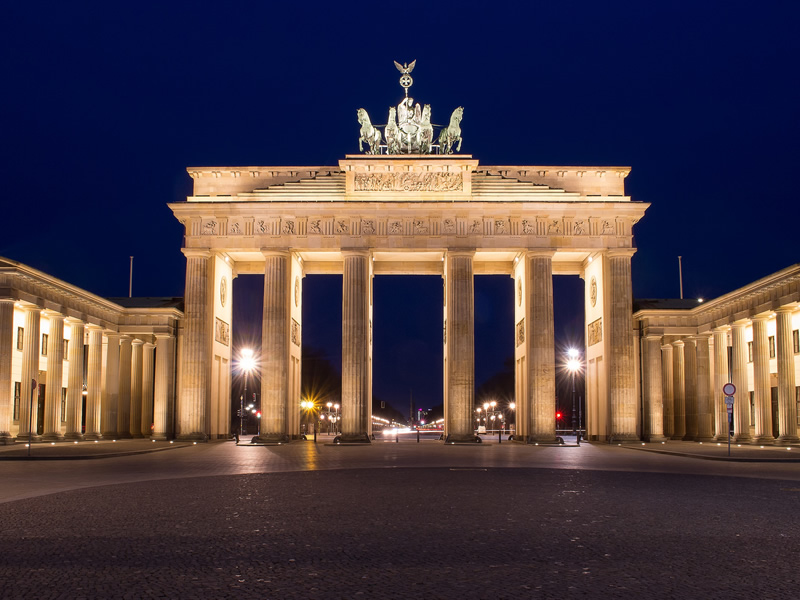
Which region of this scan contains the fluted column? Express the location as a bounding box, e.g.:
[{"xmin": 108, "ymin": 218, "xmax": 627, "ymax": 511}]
[
  {"xmin": 16, "ymin": 307, "xmax": 41, "ymax": 441},
  {"xmin": 607, "ymin": 250, "xmax": 637, "ymax": 440},
  {"xmin": 695, "ymin": 335, "xmax": 714, "ymax": 441},
  {"xmin": 775, "ymin": 308, "xmax": 799, "ymax": 443},
  {"xmin": 259, "ymin": 251, "xmax": 291, "ymax": 442},
  {"xmin": 445, "ymin": 251, "xmax": 475, "ymax": 443},
  {"xmin": 751, "ymin": 316, "xmax": 774, "ymax": 444},
  {"xmin": 64, "ymin": 321, "xmax": 85, "ymax": 440},
  {"xmin": 527, "ymin": 251, "xmax": 556, "ymax": 443},
  {"xmin": 643, "ymin": 335, "xmax": 667, "ymax": 441},
  {"xmin": 152, "ymin": 333, "xmax": 176, "ymax": 440},
  {"xmin": 116, "ymin": 336, "xmax": 133, "ymax": 438},
  {"xmin": 731, "ymin": 320, "xmax": 751, "ymax": 442},
  {"xmin": 0, "ymin": 298, "xmax": 14, "ymax": 445},
  {"xmin": 713, "ymin": 327, "xmax": 730, "ymax": 441},
  {"xmin": 683, "ymin": 338, "xmax": 697, "ymax": 440},
  {"xmin": 84, "ymin": 326, "xmax": 103, "ymax": 439},
  {"xmin": 101, "ymin": 332, "xmax": 120, "ymax": 439},
  {"xmin": 178, "ymin": 249, "xmax": 211, "ymax": 441},
  {"xmin": 130, "ymin": 339, "xmax": 144, "ymax": 437},
  {"xmin": 142, "ymin": 342, "xmax": 155, "ymax": 437},
  {"xmin": 0, "ymin": 300, "xmax": 14, "ymax": 444},
  {"xmin": 671, "ymin": 340, "xmax": 685, "ymax": 440},
  {"xmin": 661, "ymin": 343, "xmax": 674, "ymax": 439},
  {"xmin": 341, "ymin": 250, "xmax": 371, "ymax": 443},
  {"xmin": 42, "ymin": 314, "xmax": 65, "ymax": 441}
]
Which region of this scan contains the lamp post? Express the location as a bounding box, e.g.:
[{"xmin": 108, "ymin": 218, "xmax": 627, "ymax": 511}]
[
  {"xmin": 566, "ymin": 348, "xmax": 582, "ymax": 438},
  {"xmin": 238, "ymin": 348, "xmax": 256, "ymax": 437}
]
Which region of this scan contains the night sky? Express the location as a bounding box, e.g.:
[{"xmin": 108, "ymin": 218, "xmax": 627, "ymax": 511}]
[{"xmin": 3, "ymin": 1, "xmax": 798, "ymax": 416}]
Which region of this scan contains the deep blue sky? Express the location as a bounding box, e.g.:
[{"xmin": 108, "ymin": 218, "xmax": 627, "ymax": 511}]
[{"xmin": 3, "ymin": 1, "xmax": 798, "ymax": 414}]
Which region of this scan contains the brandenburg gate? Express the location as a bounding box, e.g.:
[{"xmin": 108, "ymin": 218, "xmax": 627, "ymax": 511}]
[{"xmin": 169, "ymin": 62, "xmax": 648, "ymax": 443}]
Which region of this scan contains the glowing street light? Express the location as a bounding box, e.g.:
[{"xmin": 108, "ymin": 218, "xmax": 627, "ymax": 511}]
[
  {"xmin": 238, "ymin": 348, "xmax": 256, "ymax": 437},
  {"xmin": 566, "ymin": 348, "xmax": 582, "ymax": 439}
]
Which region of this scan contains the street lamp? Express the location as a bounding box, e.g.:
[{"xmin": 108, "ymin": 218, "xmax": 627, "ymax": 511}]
[
  {"xmin": 334, "ymin": 403, "xmax": 340, "ymax": 435},
  {"xmin": 566, "ymin": 348, "xmax": 582, "ymax": 437},
  {"xmin": 238, "ymin": 348, "xmax": 256, "ymax": 437}
]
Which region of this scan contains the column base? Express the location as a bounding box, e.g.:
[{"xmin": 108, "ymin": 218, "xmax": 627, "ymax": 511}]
[
  {"xmin": 526, "ymin": 434, "xmax": 560, "ymax": 445},
  {"xmin": 41, "ymin": 433, "xmax": 65, "ymax": 442},
  {"xmin": 645, "ymin": 435, "xmax": 668, "ymax": 443},
  {"xmin": 102, "ymin": 431, "xmax": 119, "ymax": 440},
  {"xmin": 610, "ymin": 434, "xmax": 640, "ymax": 443},
  {"xmin": 713, "ymin": 434, "xmax": 730, "ymax": 443},
  {"xmin": 753, "ymin": 435, "xmax": 775, "ymax": 445},
  {"xmin": 63, "ymin": 432, "xmax": 85, "ymax": 441},
  {"xmin": 176, "ymin": 432, "xmax": 209, "ymax": 442},
  {"xmin": 254, "ymin": 433, "xmax": 290, "ymax": 444},
  {"xmin": 670, "ymin": 434, "xmax": 685, "ymax": 441},
  {"xmin": 0, "ymin": 434, "xmax": 16, "ymax": 445},
  {"xmin": 777, "ymin": 435, "xmax": 800, "ymax": 445},
  {"xmin": 336, "ymin": 434, "xmax": 371, "ymax": 444},
  {"xmin": 130, "ymin": 433, "xmax": 145, "ymax": 439},
  {"xmin": 731, "ymin": 433, "xmax": 752, "ymax": 443},
  {"xmin": 115, "ymin": 432, "xmax": 133, "ymax": 440},
  {"xmin": 16, "ymin": 433, "xmax": 42, "ymax": 443},
  {"xmin": 445, "ymin": 433, "xmax": 482, "ymax": 444},
  {"xmin": 84, "ymin": 433, "xmax": 103, "ymax": 441},
  {"xmin": 695, "ymin": 436, "xmax": 716, "ymax": 443},
  {"xmin": 681, "ymin": 434, "xmax": 696, "ymax": 441},
  {"xmin": 150, "ymin": 433, "xmax": 170, "ymax": 441}
]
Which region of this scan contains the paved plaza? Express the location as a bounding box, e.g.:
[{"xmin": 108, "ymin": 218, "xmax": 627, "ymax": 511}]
[{"xmin": 1, "ymin": 439, "xmax": 799, "ymax": 599}]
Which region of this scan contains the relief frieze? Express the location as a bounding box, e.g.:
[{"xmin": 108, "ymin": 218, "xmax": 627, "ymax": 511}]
[
  {"xmin": 588, "ymin": 317, "xmax": 603, "ymax": 347},
  {"xmin": 516, "ymin": 318, "xmax": 525, "ymax": 347},
  {"xmin": 215, "ymin": 317, "xmax": 230, "ymax": 346},
  {"xmin": 354, "ymin": 172, "xmax": 463, "ymax": 192}
]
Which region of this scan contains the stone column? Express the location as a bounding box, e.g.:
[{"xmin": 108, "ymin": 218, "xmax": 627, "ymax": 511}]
[
  {"xmin": 751, "ymin": 316, "xmax": 775, "ymax": 444},
  {"xmin": 16, "ymin": 306, "xmax": 41, "ymax": 441},
  {"xmin": 116, "ymin": 336, "xmax": 132, "ymax": 438},
  {"xmin": 101, "ymin": 333, "xmax": 120, "ymax": 439},
  {"xmin": 713, "ymin": 327, "xmax": 730, "ymax": 441},
  {"xmin": 527, "ymin": 251, "xmax": 556, "ymax": 443},
  {"xmin": 84, "ymin": 326, "xmax": 104, "ymax": 440},
  {"xmin": 259, "ymin": 251, "xmax": 291, "ymax": 443},
  {"xmin": 775, "ymin": 308, "xmax": 799, "ymax": 443},
  {"xmin": 683, "ymin": 338, "xmax": 697, "ymax": 440},
  {"xmin": 695, "ymin": 335, "xmax": 714, "ymax": 442},
  {"xmin": 341, "ymin": 250, "xmax": 371, "ymax": 443},
  {"xmin": 64, "ymin": 320, "xmax": 85, "ymax": 440},
  {"xmin": 607, "ymin": 250, "xmax": 638, "ymax": 441},
  {"xmin": 661, "ymin": 343, "xmax": 674, "ymax": 439},
  {"xmin": 671, "ymin": 340, "xmax": 685, "ymax": 440},
  {"xmin": 142, "ymin": 342, "xmax": 155, "ymax": 438},
  {"xmin": 178, "ymin": 249, "xmax": 211, "ymax": 441},
  {"xmin": 130, "ymin": 339, "xmax": 144, "ymax": 437},
  {"xmin": 445, "ymin": 251, "xmax": 475, "ymax": 443},
  {"xmin": 42, "ymin": 314, "xmax": 65, "ymax": 441},
  {"xmin": 0, "ymin": 300, "xmax": 14, "ymax": 444},
  {"xmin": 152, "ymin": 333, "xmax": 176, "ymax": 440},
  {"xmin": 642, "ymin": 335, "xmax": 667, "ymax": 442},
  {"xmin": 731, "ymin": 320, "xmax": 751, "ymax": 442}
]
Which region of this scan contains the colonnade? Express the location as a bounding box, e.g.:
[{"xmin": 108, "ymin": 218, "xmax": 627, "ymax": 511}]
[
  {"xmin": 175, "ymin": 247, "xmax": 639, "ymax": 443},
  {"xmin": 0, "ymin": 302, "xmax": 176, "ymax": 443},
  {"xmin": 640, "ymin": 308, "xmax": 800, "ymax": 444}
]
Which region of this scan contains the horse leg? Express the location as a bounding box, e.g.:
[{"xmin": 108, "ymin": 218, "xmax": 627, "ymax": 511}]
[{"xmin": 456, "ymin": 136, "xmax": 462, "ymax": 152}]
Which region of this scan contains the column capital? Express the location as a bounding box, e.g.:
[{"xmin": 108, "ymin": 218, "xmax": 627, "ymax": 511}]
[
  {"xmin": 182, "ymin": 248, "xmax": 211, "ymax": 259},
  {"xmin": 644, "ymin": 333, "xmax": 663, "ymax": 342},
  {"xmin": 751, "ymin": 313, "xmax": 771, "ymax": 323},
  {"xmin": 661, "ymin": 343, "xmax": 674, "ymax": 351},
  {"xmin": 775, "ymin": 305, "xmax": 797, "ymax": 315},
  {"xmin": 446, "ymin": 249, "xmax": 476, "ymax": 258},
  {"xmin": 260, "ymin": 249, "xmax": 291, "ymax": 259},
  {"xmin": 131, "ymin": 338, "xmax": 144, "ymax": 347},
  {"xmin": 143, "ymin": 341, "xmax": 156, "ymax": 349},
  {"xmin": 86, "ymin": 323, "xmax": 104, "ymax": 332},
  {"xmin": 672, "ymin": 339, "xmax": 685, "ymax": 348},
  {"xmin": 154, "ymin": 332, "xmax": 174, "ymax": 340},
  {"xmin": 21, "ymin": 304, "xmax": 41, "ymax": 314},
  {"xmin": 341, "ymin": 249, "xmax": 371, "ymax": 259},
  {"xmin": 712, "ymin": 324, "xmax": 731, "ymax": 333},
  {"xmin": 525, "ymin": 249, "xmax": 555, "ymax": 259},
  {"xmin": 606, "ymin": 248, "xmax": 637, "ymax": 259},
  {"xmin": 732, "ymin": 319, "xmax": 749, "ymax": 328}
]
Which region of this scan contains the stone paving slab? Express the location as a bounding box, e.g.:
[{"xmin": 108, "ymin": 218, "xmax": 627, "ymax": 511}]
[
  {"xmin": 1, "ymin": 467, "xmax": 798, "ymax": 599},
  {"xmin": 0, "ymin": 439, "xmax": 194, "ymax": 460}
]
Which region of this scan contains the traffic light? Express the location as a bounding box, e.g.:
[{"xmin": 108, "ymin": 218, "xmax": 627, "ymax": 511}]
[{"xmin": 556, "ymin": 412, "xmax": 562, "ymax": 419}]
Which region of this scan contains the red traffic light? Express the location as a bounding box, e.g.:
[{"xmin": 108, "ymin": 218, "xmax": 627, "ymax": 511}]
[
  {"xmin": 556, "ymin": 412, "xmax": 562, "ymax": 419},
  {"xmin": 256, "ymin": 411, "xmax": 262, "ymax": 419}
]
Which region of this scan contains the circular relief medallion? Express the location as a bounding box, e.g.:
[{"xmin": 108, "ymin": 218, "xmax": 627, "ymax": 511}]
[
  {"xmin": 294, "ymin": 276, "xmax": 300, "ymax": 307},
  {"xmin": 220, "ymin": 276, "xmax": 227, "ymax": 308},
  {"xmin": 517, "ymin": 279, "xmax": 522, "ymax": 306},
  {"xmin": 590, "ymin": 276, "xmax": 597, "ymax": 307}
]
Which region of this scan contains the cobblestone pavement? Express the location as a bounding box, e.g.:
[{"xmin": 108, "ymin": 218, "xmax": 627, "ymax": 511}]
[{"xmin": 1, "ymin": 466, "xmax": 799, "ymax": 599}]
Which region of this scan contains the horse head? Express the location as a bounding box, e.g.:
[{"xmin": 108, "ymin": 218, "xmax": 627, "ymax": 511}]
[
  {"xmin": 357, "ymin": 108, "xmax": 369, "ymax": 126},
  {"xmin": 421, "ymin": 104, "xmax": 431, "ymax": 124},
  {"xmin": 452, "ymin": 106, "xmax": 464, "ymax": 123}
]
